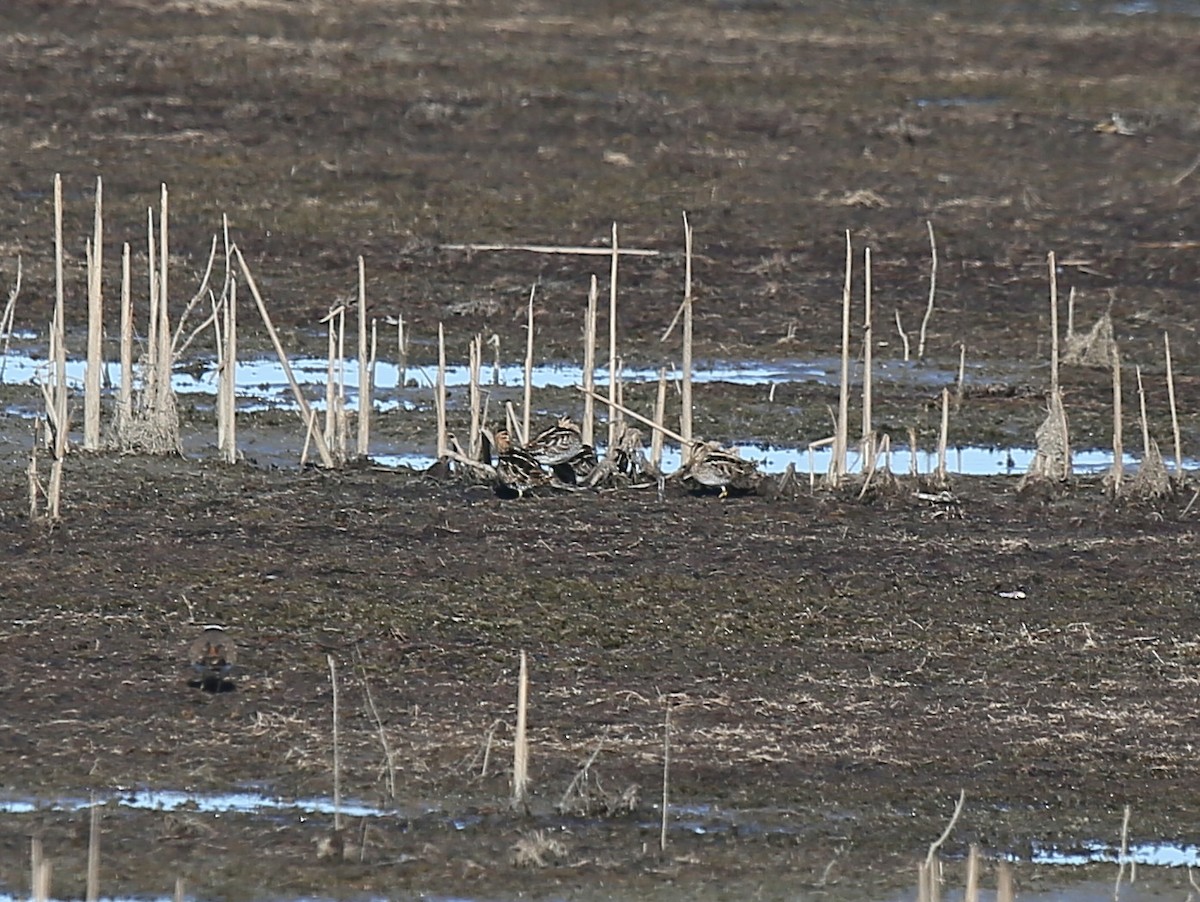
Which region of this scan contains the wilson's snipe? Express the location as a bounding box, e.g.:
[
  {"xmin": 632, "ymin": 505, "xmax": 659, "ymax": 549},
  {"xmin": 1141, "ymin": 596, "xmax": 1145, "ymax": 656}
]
[{"xmin": 189, "ymin": 625, "xmax": 237, "ymax": 692}]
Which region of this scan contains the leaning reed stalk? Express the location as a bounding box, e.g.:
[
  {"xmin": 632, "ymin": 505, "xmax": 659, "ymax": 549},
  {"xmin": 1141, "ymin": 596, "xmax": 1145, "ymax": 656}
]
[
  {"xmin": 936, "ymin": 387, "xmax": 950, "ymax": 483},
  {"xmin": 523, "ymin": 284, "xmax": 535, "ymax": 444},
  {"xmin": 436, "ymin": 323, "xmax": 448, "ymax": 458},
  {"xmin": 861, "ymin": 245, "xmax": 873, "ymax": 463},
  {"xmin": 86, "ymin": 796, "xmax": 101, "ymax": 902},
  {"xmin": 660, "ymin": 702, "xmax": 671, "ymax": 852},
  {"xmin": 576, "ymin": 385, "xmax": 688, "ymax": 445},
  {"xmin": 607, "ymin": 223, "xmax": 619, "ymax": 450},
  {"xmin": 512, "ymin": 650, "xmax": 530, "ymax": 811},
  {"xmin": 832, "ymin": 231, "xmax": 852, "ymax": 484},
  {"xmin": 84, "ymin": 176, "xmax": 103, "ymax": 451},
  {"xmin": 327, "ymin": 654, "xmax": 342, "ymax": 832},
  {"xmin": 234, "ymin": 246, "xmax": 334, "ymax": 467},
  {"xmin": 1110, "ymin": 346, "xmax": 1124, "ymax": 490},
  {"xmin": 1136, "ymin": 365, "xmax": 1151, "ymax": 459},
  {"xmin": 895, "ymin": 309, "xmax": 911, "ymax": 362},
  {"xmin": 582, "ymin": 275, "xmax": 598, "ymax": 448},
  {"xmin": 917, "ymin": 220, "xmax": 937, "ymax": 360},
  {"xmin": 356, "ymin": 256, "xmax": 370, "ymax": 458},
  {"xmin": 651, "ymin": 367, "xmax": 667, "ymax": 469},
  {"xmin": 681, "ymin": 212, "xmax": 694, "ymax": 462},
  {"xmin": 1164, "ymin": 332, "xmax": 1182, "ymax": 473}
]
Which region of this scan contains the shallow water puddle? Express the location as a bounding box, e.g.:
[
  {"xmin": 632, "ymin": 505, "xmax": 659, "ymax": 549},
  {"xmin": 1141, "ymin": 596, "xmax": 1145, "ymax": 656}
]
[
  {"xmin": 0, "ymin": 347, "xmax": 1009, "ymax": 404},
  {"xmin": 372, "ymin": 442, "xmax": 1191, "ymax": 479}
]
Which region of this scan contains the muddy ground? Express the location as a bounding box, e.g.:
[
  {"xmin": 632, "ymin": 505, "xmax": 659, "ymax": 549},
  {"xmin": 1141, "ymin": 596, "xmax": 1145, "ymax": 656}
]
[{"xmin": 2, "ymin": 0, "xmax": 1200, "ymax": 900}]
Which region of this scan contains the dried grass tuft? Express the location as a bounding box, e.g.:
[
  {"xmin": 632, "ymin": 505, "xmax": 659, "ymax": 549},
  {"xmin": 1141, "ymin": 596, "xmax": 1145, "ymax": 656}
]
[
  {"xmin": 512, "ymin": 829, "xmax": 567, "ymax": 868},
  {"xmin": 1128, "ymin": 439, "xmax": 1172, "ymax": 499},
  {"xmin": 1020, "ymin": 389, "xmax": 1071, "ymax": 488},
  {"xmin": 1062, "ymin": 310, "xmax": 1117, "ymax": 368}
]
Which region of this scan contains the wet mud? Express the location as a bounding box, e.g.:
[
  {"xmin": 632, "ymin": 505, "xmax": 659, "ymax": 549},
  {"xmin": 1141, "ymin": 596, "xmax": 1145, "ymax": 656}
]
[{"xmin": 2, "ymin": 0, "xmax": 1200, "ymax": 899}]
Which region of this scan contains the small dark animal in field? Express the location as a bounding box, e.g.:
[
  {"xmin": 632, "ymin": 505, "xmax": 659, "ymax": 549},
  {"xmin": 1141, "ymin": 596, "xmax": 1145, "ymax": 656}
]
[
  {"xmin": 188, "ymin": 625, "xmax": 237, "ymax": 692},
  {"xmin": 525, "ymin": 416, "xmax": 598, "ymax": 485}
]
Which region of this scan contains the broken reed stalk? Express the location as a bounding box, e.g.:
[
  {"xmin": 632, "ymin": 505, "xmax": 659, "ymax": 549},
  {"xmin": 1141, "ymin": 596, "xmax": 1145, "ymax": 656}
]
[
  {"xmin": 831, "ymin": 230, "xmax": 853, "ymax": 485},
  {"xmin": 219, "ymin": 275, "xmax": 238, "ymax": 463},
  {"xmin": 1048, "ymin": 251, "xmax": 1061, "ymax": 394},
  {"xmin": 512, "ymin": 650, "xmax": 530, "ymax": 812},
  {"xmin": 233, "ymin": 246, "xmax": 334, "ymax": 467},
  {"xmin": 442, "ymin": 241, "xmax": 658, "ymax": 257},
  {"xmin": 336, "ymin": 306, "xmax": 348, "ymax": 463},
  {"xmin": 1110, "ymin": 347, "xmax": 1124, "ymax": 491},
  {"xmin": 955, "ymin": 344, "xmax": 966, "ymax": 407},
  {"xmin": 681, "ymin": 212, "xmax": 694, "ymax": 462},
  {"xmin": 576, "ymin": 385, "xmax": 688, "ymax": 446},
  {"xmin": 660, "ymin": 702, "xmax": 671, "ymax": 852},
  {"xmin": 53, "ymin": 174, "xmax": 66, "ymax": 454},
  {"xmin": 33, "ymin": 858, "xmax": 50, "ymax": 902},
  {"xmin": 356, "ymin": 256, "xmax": 370, "ymax": 458},
  {"xmin": 895, "ymin": 309, "xmax": 911, "ymax": 362},
  {"xmin": 607, "ymin": 223, "xmax": 619, "ymax": 451},
  {"xmin": 469, "ymin": 334, "xmax": 482, "ymax": 460},
  {"xmin": 396, "ymin": 314, "xmax": 408, "ymax": 389},
  {"xmin": 86, "ymin": 796, "xmax": 100, "ymax": 902},
  {"xmin": 996, "ymin": 861, "xmax": 1015, "ymax": 902},
  {"xmin": 925, "ymin": 789, "xmax": 966, "ymax": 869},
  {"xmin": 523, "ymin": 284, "xmax": 536, "ymax": 445},
  {"xmin": 327, "ymin": 654, "xmax": 343, "ymax": 832},
  {"xmin": 936, "ymin": 387, "xmax": 950, "ymax": 484},
  {"xmin": 963, "ymin": 843, "xmax": 979, "ymax": 902},
  {"xmin": 651, "ymin": 367, "xmax": 667, "ymax": 470},
  {"xmin": 436, "ymin": 323, "xmax": 448, "ymax": 458},
  {"xmin": 1164, "ymin": 332, "xmax": 1182, "ymax": 474},
  {"xmin": 323, "ymin": 307, "xmax": 338, "ymax": 451},
  {"xmin": 46, "ymin": 303, "xmax": 67, "ymax": 519},
  {"xmin": 174, "ymin": 877, "xmax": 185, "ymax": 902},
  {"xmin": 861, "ymin": 245, "xmax": 874, "ymax": 463},
  {"xmin": 917, "ymin": 220, "xmax": 937, "ymax": 360},
  {"xmin": 582, "ymin": 275, "xmax": 598, "ymax": 448},
  {"xmin": 84, "ymin": 176, "xmax": 103, "ymax": 451},
  {"xmin": 1135, "ymin": 365, "xmax": 1153, "ymax": 460}
]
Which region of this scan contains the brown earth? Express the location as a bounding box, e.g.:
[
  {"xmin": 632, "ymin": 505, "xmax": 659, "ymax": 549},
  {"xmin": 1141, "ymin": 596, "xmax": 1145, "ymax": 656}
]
[{"xmin": 2, "ymin": 1, "xmax": 1200, "ymax": 900}]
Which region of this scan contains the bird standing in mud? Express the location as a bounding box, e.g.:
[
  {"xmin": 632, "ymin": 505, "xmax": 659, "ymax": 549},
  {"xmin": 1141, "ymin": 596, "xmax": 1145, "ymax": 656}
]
[
  {"xmin": 188, "ymin": 625, "xmax": 237, "ymax": 692},
  {"xmin": 680, "ymin": 441, "xmax": 760, "ymax": 498},
  {"xmin": 493, "ymin": 429, "xmax": 552, "ymax": 497}
]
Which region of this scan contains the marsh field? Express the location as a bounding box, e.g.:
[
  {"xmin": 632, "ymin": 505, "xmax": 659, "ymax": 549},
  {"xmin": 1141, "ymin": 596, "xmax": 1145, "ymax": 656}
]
[{"xmin": 2, "ymin": 1, "xmax": 1200, "ymax": 900}]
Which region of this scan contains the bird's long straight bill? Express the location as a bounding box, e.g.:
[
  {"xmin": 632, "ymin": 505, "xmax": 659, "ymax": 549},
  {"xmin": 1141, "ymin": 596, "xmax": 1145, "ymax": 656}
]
[{"xmin": 574, "ymin": 385, "xmax": 693, "ymax": 446}]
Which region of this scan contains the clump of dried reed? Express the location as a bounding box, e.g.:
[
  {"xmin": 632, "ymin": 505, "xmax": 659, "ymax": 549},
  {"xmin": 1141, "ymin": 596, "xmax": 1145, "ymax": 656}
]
[
  {"xmin": 557, "ymin": 743, "xmax": 640, "ymax": 818},
  {"xmin": 512, "ymin": 829, "xmax": 567, "ymax": 868},
  {"xmin": 1062, "ymin": 307, "xmax": 1117, "ymax": 369}
]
